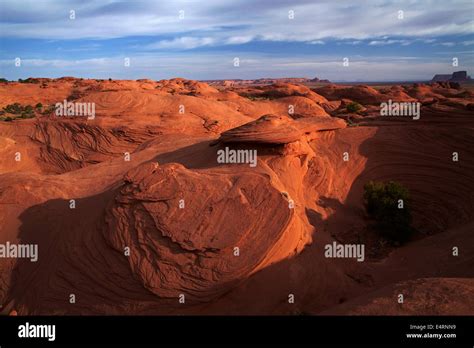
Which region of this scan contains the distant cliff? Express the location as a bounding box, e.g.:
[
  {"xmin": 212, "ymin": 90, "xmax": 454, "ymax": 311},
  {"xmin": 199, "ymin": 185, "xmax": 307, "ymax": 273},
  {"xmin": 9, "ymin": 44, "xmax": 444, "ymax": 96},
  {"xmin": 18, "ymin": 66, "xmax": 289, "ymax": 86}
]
[{"xmin": 432, "ymin": 71, "xmax": 471, "ymax": 82}]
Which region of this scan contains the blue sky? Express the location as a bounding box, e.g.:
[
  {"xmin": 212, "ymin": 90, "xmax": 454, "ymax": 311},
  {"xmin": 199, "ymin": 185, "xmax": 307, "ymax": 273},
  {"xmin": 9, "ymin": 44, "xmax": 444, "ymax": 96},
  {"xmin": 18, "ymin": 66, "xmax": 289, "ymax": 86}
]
[{"xmin": 0, "ymin": 0, "xmax": 473, "ymax": 81}]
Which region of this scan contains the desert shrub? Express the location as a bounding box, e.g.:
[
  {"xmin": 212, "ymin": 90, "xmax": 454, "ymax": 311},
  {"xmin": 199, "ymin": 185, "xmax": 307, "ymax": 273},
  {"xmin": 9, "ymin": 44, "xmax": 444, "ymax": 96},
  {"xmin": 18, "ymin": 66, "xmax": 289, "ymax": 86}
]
[
  {"xmin": 20, "ymin": 105, "xmax": 34, "ymax": 118},
  {"xmin": 35, "ymin": 103, "xmax": 43, "ymax": 109},
  {"xmin": 2, "ymin": 103, "xmax": 36, "ymax": 120},
  {"xmin": 346, "ymin": 102, "xmax": 362, "ymax": 113},
  {"xmin": 0, "ymin": 78, "xmax": 8, "ymax": 83},
  {"xmin": 363, "ymin": 181, "xmax": 413, "ymax": 244},
  {"xmin": 3, "ymin": 103, "xmax": 22, "ymax": 114},
  {"xmin": 18, "ymin": 78, "xmax": 39, "ymax": 84},
  {"xmin": 42, "ymin": 105, "xmax": 56, "ymax": 115}
]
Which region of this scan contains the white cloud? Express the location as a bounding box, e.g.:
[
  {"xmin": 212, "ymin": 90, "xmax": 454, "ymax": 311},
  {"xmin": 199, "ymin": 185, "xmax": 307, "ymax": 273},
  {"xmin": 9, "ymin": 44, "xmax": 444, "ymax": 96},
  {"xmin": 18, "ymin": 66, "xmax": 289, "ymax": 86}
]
[
  {"xmin": 0, "ymin": 0, "xmax": 472, "ymax": 44},
  {"xmin": 143, "ymin": 35, "xmax": 255, "ymax": 50},
  {"xmin": 0, "ymin": 57, "xmax": 110, "ymax": 68},
  {"xmin": 368, "ymin": 39, "xmax": 412, "ymax": 46},
  {"xmin": 439, "ymin": 42, "xmax": 456, "ymax": 47},
  {"xmin": 226, "ymin": 36, "xmax": 254, "ymax": 45},
  {"xmin": 1, "ymin": 1, "xmax": 473, "ymax": 81},
  {"xmin": 145, "ymin": 37, "xmax": 216, "ymax": 50}
]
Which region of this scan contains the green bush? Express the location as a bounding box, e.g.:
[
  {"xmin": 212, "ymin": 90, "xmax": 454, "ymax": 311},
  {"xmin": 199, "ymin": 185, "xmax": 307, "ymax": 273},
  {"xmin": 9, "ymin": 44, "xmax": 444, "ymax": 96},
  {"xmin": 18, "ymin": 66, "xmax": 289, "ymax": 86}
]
[
  {"xmin": 35, "ymin": 103, "xmax": 43, "ymax": 109},
  {"xmin": 3, "ymin": 103, "xmax": 22, "ymax": 114},
  {"xmin": 2, "ymin": 103, "xmax": 36, "ymax": 120},
  {"xmin": 346, "ymin": 102, "xmax": 362, "ymax": 113},
  {"xmin": 19, "ymin": 78, "xmax": 40, "ymax": 84},
  {"xmin": 363, "ymin": 181, "xmax": 413, "ymax": 244}
]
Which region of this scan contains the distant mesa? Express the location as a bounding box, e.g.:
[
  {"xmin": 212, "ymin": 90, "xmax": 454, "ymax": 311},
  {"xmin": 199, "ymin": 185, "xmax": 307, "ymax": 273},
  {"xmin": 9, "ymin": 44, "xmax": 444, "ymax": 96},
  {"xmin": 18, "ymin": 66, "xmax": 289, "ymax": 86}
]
[
  {"xmin": 310, "ymin": 77, "xmax": 331, "ymax": 83},
  {"xmin": 431, "ymin": 71, "xmax": 471, "ymax": 83},
  {"xmin": 254, "ymin": 77, "xmax": 309, "ymax": 84},
  {"xmin": 204, "ymin": 76, "xmax": 331, "ymax": 86}
]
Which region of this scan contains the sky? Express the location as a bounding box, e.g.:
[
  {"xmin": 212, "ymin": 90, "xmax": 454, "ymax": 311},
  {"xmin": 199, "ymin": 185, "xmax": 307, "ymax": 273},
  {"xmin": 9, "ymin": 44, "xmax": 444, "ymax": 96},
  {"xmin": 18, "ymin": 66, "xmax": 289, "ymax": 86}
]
[{"xmin": 0, "ymin": 0, "xmax": 473, "ymax": 81}]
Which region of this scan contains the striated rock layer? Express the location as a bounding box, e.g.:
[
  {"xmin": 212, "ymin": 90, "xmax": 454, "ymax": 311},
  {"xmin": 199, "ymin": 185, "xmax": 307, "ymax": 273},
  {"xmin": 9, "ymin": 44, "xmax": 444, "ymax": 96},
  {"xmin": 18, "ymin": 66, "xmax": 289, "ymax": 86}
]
[
  {"xmin": 103, "ymin": 161, "xmax": 305, "ymax": 301},
  {"xmin": 219, "ymin": 114, "xmax": 346, "ymax": 144}
]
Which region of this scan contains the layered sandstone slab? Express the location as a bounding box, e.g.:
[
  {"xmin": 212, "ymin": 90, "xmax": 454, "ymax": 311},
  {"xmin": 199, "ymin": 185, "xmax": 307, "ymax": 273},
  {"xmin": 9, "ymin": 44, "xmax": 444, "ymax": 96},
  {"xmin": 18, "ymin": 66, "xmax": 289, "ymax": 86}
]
[{"xmin": 219, "ymin": 114, "xmax": 346, "ymax": 144}]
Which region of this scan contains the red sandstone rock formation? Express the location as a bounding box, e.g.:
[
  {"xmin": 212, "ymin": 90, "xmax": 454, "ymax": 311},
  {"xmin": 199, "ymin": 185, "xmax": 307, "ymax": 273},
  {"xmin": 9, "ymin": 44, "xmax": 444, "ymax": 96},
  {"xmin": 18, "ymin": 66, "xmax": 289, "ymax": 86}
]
[{"xmin": 0, "ymin": 78, "xmax": 473, "ymax": 315}]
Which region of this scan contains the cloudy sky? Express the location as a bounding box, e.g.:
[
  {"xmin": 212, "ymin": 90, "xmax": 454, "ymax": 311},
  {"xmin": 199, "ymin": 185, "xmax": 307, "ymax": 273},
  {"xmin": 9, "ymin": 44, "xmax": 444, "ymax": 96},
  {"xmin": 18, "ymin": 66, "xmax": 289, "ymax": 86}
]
[{"xmin": 0, "ymin": 0, "xmax": 473, "ymax": 81}]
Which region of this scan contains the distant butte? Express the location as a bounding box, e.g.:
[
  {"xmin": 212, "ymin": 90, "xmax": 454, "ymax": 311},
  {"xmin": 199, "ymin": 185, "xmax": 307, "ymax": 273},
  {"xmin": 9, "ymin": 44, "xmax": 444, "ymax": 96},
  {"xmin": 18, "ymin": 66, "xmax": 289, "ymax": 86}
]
[
  {"xmin": 204, "ymin": 76, "xmax": 331, "ymax": 86},
  {"xmin": 431, "ymin": 70, "xmax": 472, "ymax": 83}
]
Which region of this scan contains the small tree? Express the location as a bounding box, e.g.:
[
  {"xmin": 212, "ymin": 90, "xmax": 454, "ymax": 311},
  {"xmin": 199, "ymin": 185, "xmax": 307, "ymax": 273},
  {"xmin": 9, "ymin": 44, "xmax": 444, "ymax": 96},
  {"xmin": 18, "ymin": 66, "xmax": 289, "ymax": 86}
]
[
  {"xmin": 346, "ymin": 102, "xmax": 362, "ymax": 113},
  {"xmin": 364, "ymin": 181, "xmax": 413, "ymax": 244}
]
